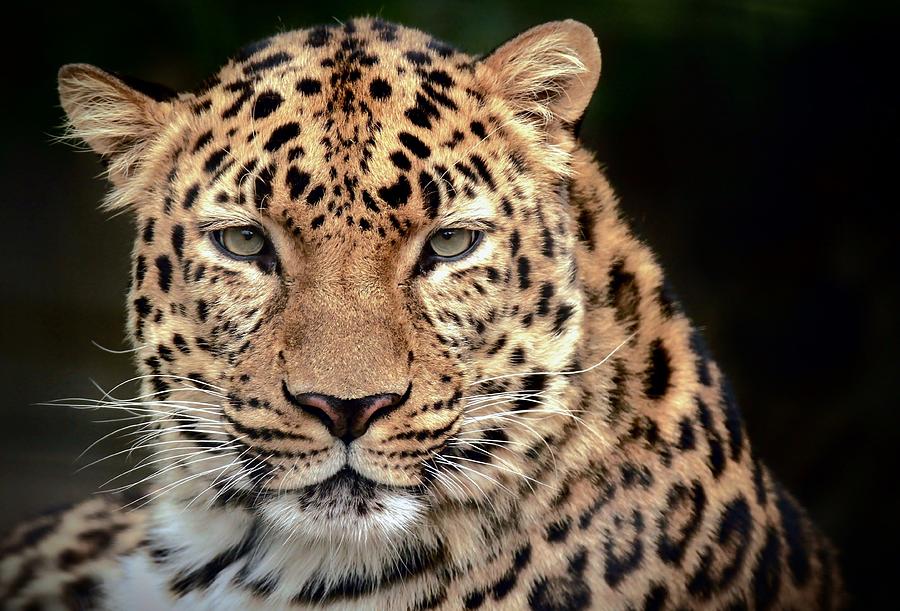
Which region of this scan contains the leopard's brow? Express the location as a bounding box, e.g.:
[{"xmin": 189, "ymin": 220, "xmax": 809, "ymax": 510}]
[
  {"xmin": 438, "ymin": 195, "xmax": 498, "ymax": 230},
  {"xmin": 195, "ymin": 203, "xmax": 266, "ymax": 230}
]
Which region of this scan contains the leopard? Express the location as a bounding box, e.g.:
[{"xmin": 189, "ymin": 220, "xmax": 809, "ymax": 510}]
[{"xmin": 0, "ymin": 17, "xmax": 844, "ymax": 610}]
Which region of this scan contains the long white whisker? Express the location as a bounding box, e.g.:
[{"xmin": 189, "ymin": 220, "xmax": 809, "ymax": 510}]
[
  {"xmin": 188, "ymin": 445, "xmax": 258, "ymax": 509},
  {"xmin": 102, "ymin": 451, "xmax": 237, "ymax": 494},
  {"xmin": 449, "ymin": 454, "xmax": 547, "ymax": 488},
  {"xmin": 468, "ymin": 332, "xmax": 635, "ymax": 386},
  {"xmin": 433, "ymin": 455, "xmax": 489, "ymax": 501},
  {"xmin": 463, "ymin": 392, "xmax": 547, "ymax": 414},
  {"xmin": 90, "ymin": 340, "xmax": 148, "ymax": 354},
  {"xmin": 99, "ymin": 439, "xmax": 244, "ymax": 489},
  {"xmin": 77, "ymin": 436, "xmax": 238, "ymax": 471},
  {"xmin": 121, "ymin": 462, "xmax": 236, "ymax": 510},
  {"xmin": 94, "ymin": 374, "xmax": 227, "ymax": 399}
]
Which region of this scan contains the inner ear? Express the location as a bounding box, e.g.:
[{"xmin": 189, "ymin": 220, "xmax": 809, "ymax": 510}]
[
  {"xmin": 480, "ymin": 20, "xmax": 602, "ymax": 127},
  {"xmin": 108, "ymin": 72, "xmax": 177, "ymax": 103}
]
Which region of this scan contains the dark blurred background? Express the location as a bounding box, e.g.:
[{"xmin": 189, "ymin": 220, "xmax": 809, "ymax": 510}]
[{"xmin": 1, "ymin": 0, "xmax": 897, "ymax": 607}]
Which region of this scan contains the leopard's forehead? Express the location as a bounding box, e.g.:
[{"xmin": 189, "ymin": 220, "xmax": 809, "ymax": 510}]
[
  {"xmin": 203, "ymin": 17, "xmax": 474, "ymax": 131},
  {"xmin": 175, "ymin": 18, "xmax": 506, "ymax": 247}
]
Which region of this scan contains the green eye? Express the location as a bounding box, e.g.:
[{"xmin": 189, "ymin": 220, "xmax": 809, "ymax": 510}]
[
  {"xmin": 215, "ymin": 226, "xmax": 267, "ymax": 258},
  {"xmin": 428, "ymin": 228, "xmax": 480, "ymax": 259}
]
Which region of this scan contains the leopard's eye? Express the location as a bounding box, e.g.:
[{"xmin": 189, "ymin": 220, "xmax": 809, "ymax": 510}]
[
  {"xmin": 214, "ymin": 226, "xmax": 267, "ymax": 258},
  {"xmin": 427, "ymin": 228, "xmax": 480, "ymax": 260}
]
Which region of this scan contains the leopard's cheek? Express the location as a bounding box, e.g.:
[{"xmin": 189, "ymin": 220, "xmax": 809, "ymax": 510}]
[{"xmin": 128, "ymin": 214, "xmax": 282, "ymax": 384}]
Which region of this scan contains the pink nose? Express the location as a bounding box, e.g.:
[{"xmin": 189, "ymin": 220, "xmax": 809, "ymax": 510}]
[{"xmin": 281, "ymin": 382, "xmax": 411, "ymax": 442}]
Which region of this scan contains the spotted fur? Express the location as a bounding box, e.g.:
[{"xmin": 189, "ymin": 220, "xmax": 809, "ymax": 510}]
[{"xmin": 1, "ymin": 18, "xmax": 843, "ymax": 610}]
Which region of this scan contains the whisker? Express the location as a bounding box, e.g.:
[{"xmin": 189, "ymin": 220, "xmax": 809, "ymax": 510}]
[
  {"xmin": 121, "ymin": 462, "xmax": 236, "ymax": 510},
  {"xmin": 433, "ymin": 455, "xmax": 490, "ymax": 501},
  {"xmin": 77, "ymin": 436, "xmax": 237, "ymax": 471},
  {"xmin": 423, "ymin": 463, "xmax": 465, "ymax": 499},
  {"xmin": 434, "ymin": 453, "xmax": 511, "ymax": 496},
  {"xmin": 205, "ymin": 447, "xmax": 258, "ymax": 508},
  {"xmin": 463, "ymin": 392, "xmax": 547, "ymax": 414},
  {"xmin": 459, "ymin": 413, "xmax": 557, "ymax": 461},
  {"xmin": 449, "ymin": 454, "xmax": 547, "ymax": 488},
  {"xmin": 99, "ymin": 438, "xmax": 245, "ymax": 489},
  {"xmin": 449, "ymin": 437, "xmax": 528, "ymax": 451},
  {"xmin": 188, "ymin": 444, "xmax": 258, "ymax": 509},
  {"xmin": 93, "ymin": 373, "xmax": 227, "ymax": 399},
  {"xmin": 102, "ymin": 450, "xmax": 238, "ymax": 495},
  {"xmin": 90, "ymin": 340, "xmax": 148, "ymax": 354},
  {"xmin": 467, "ymin": 331, "xmax": 635, "ymax": 387}
]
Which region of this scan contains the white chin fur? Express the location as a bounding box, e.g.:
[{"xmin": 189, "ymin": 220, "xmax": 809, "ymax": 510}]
[{"xmin": 257, "ymin": 485, "xmax": 426, "ymax": 544}]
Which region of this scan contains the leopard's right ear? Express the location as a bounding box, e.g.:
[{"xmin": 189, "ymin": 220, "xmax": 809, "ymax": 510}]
[
  {"xmin": 480, "ymin": 20, "xmax": 601, "ymax": 130},
  {"xmin": 58, "ymin": 64, "xmax": 176, "ymax": 187}
]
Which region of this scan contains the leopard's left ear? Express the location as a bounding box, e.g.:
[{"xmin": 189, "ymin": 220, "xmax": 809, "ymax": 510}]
[
  {"xmin": 58, "ymin": 64, "xmax": 176, "ymax": 186},
  {"xmin": 480, "ymin": 20, "xmax": 601, "ymax": 128}
]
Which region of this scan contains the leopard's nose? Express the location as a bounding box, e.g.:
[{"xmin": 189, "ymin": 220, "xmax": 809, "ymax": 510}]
[{"xmin": 281, "ymin": 382, "xmax": 411, "ymax": 442}]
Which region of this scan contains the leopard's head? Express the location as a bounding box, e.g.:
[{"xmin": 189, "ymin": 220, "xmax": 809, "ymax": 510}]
[{"xmin": 59, "ymin": 18, "xmax": 602, "ymax": 544}]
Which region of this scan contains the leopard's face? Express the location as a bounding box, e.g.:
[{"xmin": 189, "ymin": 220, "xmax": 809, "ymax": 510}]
[{"xmin": 60, "ymin": 18, "xmax": 601, "ymax": 542}]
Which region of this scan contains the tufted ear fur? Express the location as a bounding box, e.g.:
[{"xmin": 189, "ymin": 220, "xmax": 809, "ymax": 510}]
[
  {"xmin": 58, "ymin": 64, "xmax": 174, "ymax": 187},
  {"xmin": 481, "ymin": 20, "xmax": 601, "ymax": 128}
]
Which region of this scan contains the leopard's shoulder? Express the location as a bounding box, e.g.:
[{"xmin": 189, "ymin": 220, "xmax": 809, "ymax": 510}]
[{"xmin": 0, "ymin": 495, "xmax": 146, "ymax": 610}]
